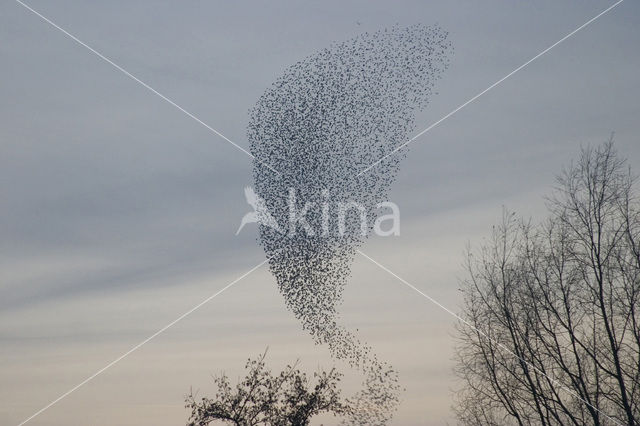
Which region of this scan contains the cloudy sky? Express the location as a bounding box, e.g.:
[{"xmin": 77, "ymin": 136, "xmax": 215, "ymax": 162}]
[{"xmin": 1, "ymin": 1, "xmax": 639, "ymax": 425}]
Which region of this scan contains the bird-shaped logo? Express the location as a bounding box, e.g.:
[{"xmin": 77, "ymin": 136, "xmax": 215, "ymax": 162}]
[{"xmin": 236, "ymin": 186, "xmax": 282, "ymax": 235}]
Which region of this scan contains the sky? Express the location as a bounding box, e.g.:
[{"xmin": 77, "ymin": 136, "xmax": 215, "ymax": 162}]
[{"xmin": 1, "ymin": 1, "xmax": 639, "ymax": 425}]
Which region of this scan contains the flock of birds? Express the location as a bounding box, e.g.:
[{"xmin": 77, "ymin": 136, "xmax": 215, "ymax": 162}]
[{"xmin": 247, "ymin": 24, "xmax": 452, "ymax": 425}]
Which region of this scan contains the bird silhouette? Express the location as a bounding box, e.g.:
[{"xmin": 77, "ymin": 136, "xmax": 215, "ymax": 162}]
[{"xmin": 236, "ymin": 186, "xmax": 282, "ymax": 235}]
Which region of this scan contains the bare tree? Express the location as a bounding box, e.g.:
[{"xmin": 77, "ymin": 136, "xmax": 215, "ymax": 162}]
[
  {"xmin": 455, "ymin": 139, "xmax": 640, "ymax": 425},
  {"xmin": 186, "ymin": 350, "xmax": 350, "ymax": 426}
]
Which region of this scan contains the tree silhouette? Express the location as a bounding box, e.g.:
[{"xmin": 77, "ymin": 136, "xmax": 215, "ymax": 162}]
[
  {"xmin": 455, "ymin": 139, "xmax": 640, "ymax": 425},
  {"xmin": 186, "ymin": 350, "xmax": 350, "ymax": 426}
]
